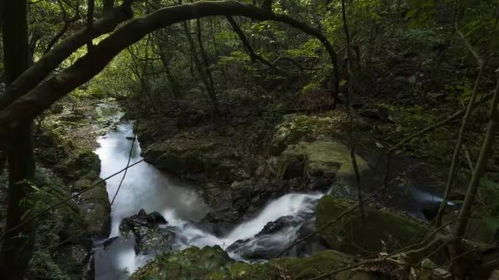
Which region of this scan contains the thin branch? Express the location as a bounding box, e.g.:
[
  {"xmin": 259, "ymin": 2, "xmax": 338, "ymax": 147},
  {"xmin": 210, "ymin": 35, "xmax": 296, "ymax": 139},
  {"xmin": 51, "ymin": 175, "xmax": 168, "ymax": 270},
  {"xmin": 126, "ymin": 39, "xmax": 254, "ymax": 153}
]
[
  {"xmin": 110, "ymin": 132, "xmax": 136, "ymax": 205},
  {"xmin": 226, "ymin": 15, "xmax": 286, "ymax": 76},
  {"xmin": 452, "ymin": 69, "xmax": 499, "ymax": 265},
  {"xmin": 341, "ymin": 0, "xmax": 364, "ymax": 220},
  {"xmin": 435, "ymin": 22, "xmax": 485, "ymax": 227},
  {"xmin": 382, "ymin": 92, "xmax": 493, "ymax": 193},
  {"xmin": 0, "ymin": 159, "xmax": 144, "ymax": 242}
]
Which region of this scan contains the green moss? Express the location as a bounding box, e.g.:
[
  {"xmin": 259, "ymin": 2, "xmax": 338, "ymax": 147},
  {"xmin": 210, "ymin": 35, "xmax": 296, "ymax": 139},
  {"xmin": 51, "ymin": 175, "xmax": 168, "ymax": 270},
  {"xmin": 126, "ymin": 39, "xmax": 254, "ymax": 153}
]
[
  {"xmin": 132, "ymin": 246, "xmax": 233, "ymax": 280},
  {"xmin": 271, "ymin": 113, "xmax": 349, "ymax": 155},
  {"xmin": 132, "ymin": 246, "xmax": 380, "ymax": 280},
  {"xmin": 270, "ymin": 250, "xmax": 349, "ymax": 279},
  {"xmin": 316, "ymin": 195, "xmax": 426, "ymax": 255},
  {"xmin": 277, "ymin": 140, "xmax": 369, "ymax": 184}
]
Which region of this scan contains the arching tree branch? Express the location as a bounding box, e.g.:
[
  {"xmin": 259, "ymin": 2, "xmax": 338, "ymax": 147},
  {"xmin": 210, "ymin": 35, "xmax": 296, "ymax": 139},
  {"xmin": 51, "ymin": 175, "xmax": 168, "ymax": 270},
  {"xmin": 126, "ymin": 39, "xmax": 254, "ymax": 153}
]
[
  {"xmin": 0, "ymin": 0, "xmax": 134, "ymax": 111},
  {"xmin": 0, "ymin": 0, "xmax": 339, "ymax": 133}
]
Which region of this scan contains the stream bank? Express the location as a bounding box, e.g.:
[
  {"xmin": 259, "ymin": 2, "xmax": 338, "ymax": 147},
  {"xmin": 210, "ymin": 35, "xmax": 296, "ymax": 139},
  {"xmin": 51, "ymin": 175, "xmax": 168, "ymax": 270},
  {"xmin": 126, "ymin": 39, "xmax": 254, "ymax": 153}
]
[{"xmin": 0, "ymin": 98, "xmax": 122, "ymax": 279}]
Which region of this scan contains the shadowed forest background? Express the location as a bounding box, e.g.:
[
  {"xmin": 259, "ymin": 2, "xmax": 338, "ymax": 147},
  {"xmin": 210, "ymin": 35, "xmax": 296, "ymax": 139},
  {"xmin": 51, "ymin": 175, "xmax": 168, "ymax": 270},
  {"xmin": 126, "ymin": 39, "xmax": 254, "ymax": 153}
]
[{"xmin": 0, "ymin": 0, "xmax": 499, "ymax": 279}]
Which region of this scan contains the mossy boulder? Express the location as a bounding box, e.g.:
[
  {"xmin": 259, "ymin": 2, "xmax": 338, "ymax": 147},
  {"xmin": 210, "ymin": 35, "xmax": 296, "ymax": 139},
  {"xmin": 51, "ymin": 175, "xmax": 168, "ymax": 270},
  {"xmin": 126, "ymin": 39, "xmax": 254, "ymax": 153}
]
[
  {"xmin": 131, "ymin": 246, "xmax": 232, "ymax": 280},
  {"xmin": 276, "ymin": 140, "xmax": 369, "ymax": 188},
  {"xmin": 316, "ymin": 195, "xmax": 426, "ymax": 255},
  {"xmin": 132, "ymin": 246, "xmax": 381, "ymax": 280},
  {"xmin": 143, "ymin": 135, "xmax": 247, "ymax": 183},
  {"xmin": 271, "ymin": 113, "xmax": 349, "ymax": 155},
  {"xmin": 77, "ymin": 179, "xmax": 111, "ymax": 237}
]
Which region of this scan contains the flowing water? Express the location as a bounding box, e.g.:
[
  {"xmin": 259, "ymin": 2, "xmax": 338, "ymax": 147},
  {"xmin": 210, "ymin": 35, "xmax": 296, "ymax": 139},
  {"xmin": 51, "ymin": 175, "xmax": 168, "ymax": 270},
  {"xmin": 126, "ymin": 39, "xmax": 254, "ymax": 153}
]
[
  {"xmin": 93, "ymin": 121, "xmax": 325, "ymax": 279},
  {"xmin": 93, "ymin": 114, "xmax": 449, "ymax": 279}
]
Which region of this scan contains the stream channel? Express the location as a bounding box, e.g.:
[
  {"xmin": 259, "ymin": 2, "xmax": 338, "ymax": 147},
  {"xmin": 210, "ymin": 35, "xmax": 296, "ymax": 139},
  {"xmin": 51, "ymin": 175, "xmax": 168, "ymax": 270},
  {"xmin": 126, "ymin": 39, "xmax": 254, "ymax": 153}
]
[{"xmin": 92, "ymin": 112, "xmax": 449, "ymax": 279}]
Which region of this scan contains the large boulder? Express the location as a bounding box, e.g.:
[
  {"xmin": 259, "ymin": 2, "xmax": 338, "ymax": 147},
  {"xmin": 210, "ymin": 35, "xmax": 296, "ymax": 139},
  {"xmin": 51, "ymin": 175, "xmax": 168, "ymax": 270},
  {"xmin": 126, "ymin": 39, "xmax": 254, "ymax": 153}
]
[
  {"xmin": 120, "ymin": 209, "xmax": 175, "ymax": 255},
  {"xmin": 316, "ymin": 195, "xmax": 426, "ymax": 255},
  {"xmin": 142, "ymin": 134, "xmax": 248, "ymax": 183},
  {"xmin": 276, "ymin": 140, "xmax": 369, "ymax": 189},
  {"xmin": 270, "ymin": 113, "xmax": 350, "ymax": 155}
]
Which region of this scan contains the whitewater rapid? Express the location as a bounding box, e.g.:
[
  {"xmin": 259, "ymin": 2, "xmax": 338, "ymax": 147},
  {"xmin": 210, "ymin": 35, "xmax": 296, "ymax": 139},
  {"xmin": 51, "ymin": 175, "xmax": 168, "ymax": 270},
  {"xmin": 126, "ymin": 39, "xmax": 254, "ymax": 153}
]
[{"xmin": 93, "ymin": 121, "xmax": 325, "ymax": 279}]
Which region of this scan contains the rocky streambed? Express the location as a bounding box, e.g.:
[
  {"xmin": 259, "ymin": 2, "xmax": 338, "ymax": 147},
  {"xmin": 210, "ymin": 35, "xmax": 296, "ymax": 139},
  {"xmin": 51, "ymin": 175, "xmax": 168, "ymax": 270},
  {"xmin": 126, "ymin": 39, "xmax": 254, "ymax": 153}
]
[
  {"xmin": 92, "ymin": 120, "xmax": 331, "ymax": 279},
  {"xmin": 91, "ymin": 107, "xmax": 462, "ymax": 279}
]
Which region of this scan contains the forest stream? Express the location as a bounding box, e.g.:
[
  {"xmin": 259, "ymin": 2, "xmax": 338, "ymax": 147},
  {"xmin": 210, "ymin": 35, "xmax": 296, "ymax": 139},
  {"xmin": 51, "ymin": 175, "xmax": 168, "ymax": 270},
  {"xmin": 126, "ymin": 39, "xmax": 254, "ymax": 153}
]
[
  {"xmin": 92, "ymin": 109, "xmax": 451, "ymax": 280},
  {"xmin": 2, "ymin": 1, "xmax": 498, "ymax": 279}
]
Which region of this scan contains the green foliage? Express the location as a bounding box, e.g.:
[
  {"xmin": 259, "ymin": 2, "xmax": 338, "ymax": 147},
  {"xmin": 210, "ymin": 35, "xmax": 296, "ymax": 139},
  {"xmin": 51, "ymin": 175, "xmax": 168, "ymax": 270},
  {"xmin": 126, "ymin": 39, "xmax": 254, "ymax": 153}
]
[
  {"xmin": 218, "ymin": 50, "xmax": 251, "ymax": 65},
  {"xmin": 479, "ymin": 175, "xmax": 499, "ymax": 216},
  {"xmin": 407, "ymin": 0, "xmax": 499, "ymax": 50},
  {"xmin": 397, "ymin": 28, "xmax": 443, "ymax": 53},
  {"xmin": 285, "ymin": 39, "xmax": 322, "ymax": 59}
]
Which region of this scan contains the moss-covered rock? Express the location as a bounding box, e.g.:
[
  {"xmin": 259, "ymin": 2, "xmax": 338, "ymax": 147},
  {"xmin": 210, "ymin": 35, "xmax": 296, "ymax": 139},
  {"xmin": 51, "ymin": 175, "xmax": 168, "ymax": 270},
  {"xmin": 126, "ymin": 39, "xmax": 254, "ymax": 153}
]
[
  {"xmin": 132, "ymin": 246, "xmax": 381, "ymax": 280},
  {"xmin": 316, "ymin": 195, "xmax": 426, "ymax": 255},
  {"xmin": 77, "ymin": 179, "xmax": 111, "ymax": 237},
  {"xmin": 271, "ymin": 113, "xmax": 349, "ymax": 155},
  {"xmin": 131, "ymin": 246, "xmax": 232, "ymax": 280},
  {"xmin": 276, "ymin": 140, "xmax": 369, "ymax": 188},
  {"xmin": 16, "ymin": 168, "xmax": 94, "ymax": 280},
  {"xmin": 143, "ymin": 134, "xmax": 247, "ymax": 183}
]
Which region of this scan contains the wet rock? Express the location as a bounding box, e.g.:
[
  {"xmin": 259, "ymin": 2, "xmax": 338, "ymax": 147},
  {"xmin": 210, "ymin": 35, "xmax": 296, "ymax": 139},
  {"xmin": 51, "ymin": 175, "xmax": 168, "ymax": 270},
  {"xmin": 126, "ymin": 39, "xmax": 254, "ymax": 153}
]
[
  {"xmin": 120, "ymin": 209, "xmax": 175, "ymax": 255},
  {"xmin": 225, "ymin": 239, "xmax": 250, "ymax": 252},
  {"xmin": 256, "ymin": 215, "xmax": 299, "ymax": 237},
  {"xmin": 226, "ymin": 215, "xmax": 307, "ymax": 260},
  {"xmin": 102, "ymin": 236, "xmax": 119, "ymax": 249},
  {"xmin": 315, "ymin": 195, "xmax": 426, "ymax": 255}
]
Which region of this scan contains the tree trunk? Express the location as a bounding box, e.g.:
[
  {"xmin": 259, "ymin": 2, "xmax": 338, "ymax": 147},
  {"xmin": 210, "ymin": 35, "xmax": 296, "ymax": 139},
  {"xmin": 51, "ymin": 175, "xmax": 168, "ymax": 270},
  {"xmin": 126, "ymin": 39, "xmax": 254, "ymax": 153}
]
[
  {"xmin": 155, "ymin": 32, "xmax": 182, "ymax": 98},
  {"xmin": 183, "ymin": 20, "xmax": 219, "ymax": 113},
  {"xmin": 451, "ymin": 70, "xmax": 499, "ymax": 274},
  {"xmin": 0, "ymin": 0, "xmax": 36, "ymax": 279},
  {"xmin": 196, "ymin": 18, "xmax": 217, "ymax": 106}
]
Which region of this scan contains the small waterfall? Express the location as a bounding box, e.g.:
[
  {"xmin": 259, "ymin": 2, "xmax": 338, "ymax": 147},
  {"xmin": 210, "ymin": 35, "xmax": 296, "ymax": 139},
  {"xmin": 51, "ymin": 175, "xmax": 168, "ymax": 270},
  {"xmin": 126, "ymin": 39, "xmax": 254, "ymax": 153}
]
[
  {"xmin": 93, "ymin": 120, "xmax": 325, "ymax": 279},
  {"xmin": 93, "ymin": 114, "xmax": 449, "ymax": 279}
]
